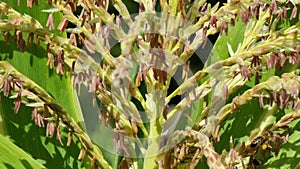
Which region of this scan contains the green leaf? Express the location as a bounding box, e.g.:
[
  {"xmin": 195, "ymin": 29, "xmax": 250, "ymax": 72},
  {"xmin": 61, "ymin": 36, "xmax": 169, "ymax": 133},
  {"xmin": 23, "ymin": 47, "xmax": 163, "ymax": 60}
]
[
  {"xmin": 0, "ymin": 0, "xmax": 84, "ymax": 126},
  {"xmin": 0, "ymin": 1, "xmax": 87, "ymax": 168},
  {"xmin": 0, "ymin": 134, "xmax": 46, "ymax": 169},
  {"xmin": 0, "ymin": 96, "xmax": 87, "ymax": 168},
  {"xmin": 205, "ymin": 19, "xmax": 246, "ymax": 66}
]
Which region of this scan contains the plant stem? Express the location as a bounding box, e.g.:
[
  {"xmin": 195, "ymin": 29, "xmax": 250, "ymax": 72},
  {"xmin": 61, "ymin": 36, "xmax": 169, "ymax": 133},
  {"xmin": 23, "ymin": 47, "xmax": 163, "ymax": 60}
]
[{"xmin": 144, "ymin": 118, "xmax": 162, "ymax": 169}]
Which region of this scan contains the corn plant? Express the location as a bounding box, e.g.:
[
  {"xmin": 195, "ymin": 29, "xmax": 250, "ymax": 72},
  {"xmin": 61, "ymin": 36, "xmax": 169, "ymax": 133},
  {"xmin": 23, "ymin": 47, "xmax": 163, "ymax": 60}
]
[{"xmin": 0, "ymin": 0, "xmax": 299, "ymax": 169}]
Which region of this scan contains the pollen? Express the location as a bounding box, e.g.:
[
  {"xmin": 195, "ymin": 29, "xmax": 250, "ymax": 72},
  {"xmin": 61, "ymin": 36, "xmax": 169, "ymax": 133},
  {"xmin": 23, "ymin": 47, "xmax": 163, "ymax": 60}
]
[{"xmin": 262, "ymin": 143, "xmax": 268, "ymax": 150}]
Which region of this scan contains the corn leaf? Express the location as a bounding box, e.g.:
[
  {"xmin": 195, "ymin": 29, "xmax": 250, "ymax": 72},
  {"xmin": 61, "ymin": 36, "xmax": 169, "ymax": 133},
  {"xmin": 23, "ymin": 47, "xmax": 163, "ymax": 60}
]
[
  {"xmin": 0, "ymin": 1, "xmax": 87, "ymax": 168},
  {"xmin": 0, "ymin": 134, "xmax": 46, "ymax": 169}
]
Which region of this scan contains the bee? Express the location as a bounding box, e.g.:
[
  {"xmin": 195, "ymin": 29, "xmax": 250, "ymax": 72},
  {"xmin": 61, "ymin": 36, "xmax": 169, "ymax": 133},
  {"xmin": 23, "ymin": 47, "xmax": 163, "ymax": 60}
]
[
  {"xmin": 247, "ymin": 156, "xmax": 262, "ymax": 169},
  {"xmin": 250, "ymin": 136, "xmax": 266, "ymax": 149},
  {"xmin": 247, "ymin": 135, "xmax": 272, "ymax": 169}
]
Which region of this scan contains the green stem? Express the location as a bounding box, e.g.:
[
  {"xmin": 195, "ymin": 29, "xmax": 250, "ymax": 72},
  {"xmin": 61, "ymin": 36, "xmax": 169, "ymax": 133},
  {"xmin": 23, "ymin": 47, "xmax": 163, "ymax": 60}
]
[{"xmin": 144, "ymin": 118, "xmax": 162, "ymax": 169}]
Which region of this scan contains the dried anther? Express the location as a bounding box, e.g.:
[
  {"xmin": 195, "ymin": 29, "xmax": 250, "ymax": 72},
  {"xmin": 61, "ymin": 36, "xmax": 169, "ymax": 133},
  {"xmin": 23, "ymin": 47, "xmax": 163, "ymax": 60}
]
[
  {"xmin": 32, "ymin": 107, "xmax": 45, "ymax": 127},
  {"xmin": 46, "ymin": 122, "xmax": 55, "ymax": 137},
  {"xmin": 241, "ymin": 10, "xmax": 250, "ymax": 24},
  {"xmin": 276, "ymin": 9, "xmax": 284, "ymax": 23},
  {"xmin": 209, "ymin": 15, "xmax": 217, "ymax": 27},
  {"xmin": 283, "ymin": 7, "xmax": 287, "ymax": 19},
  {"xmin": 47, "ymin": 53, "xmax": 55, "ymax": 69},
  {"xmin": 27, "ymin": 0, "xmax": 33, "ymax": 8},
  {"xmin": 220, "ymin": 22, "xmax": 228, "ymax": 35},
  {"xmin": 240, "ymin": 65, "xmax": 251, "ymax": 81},
  {"xmin": 289, "ymin": 52, "xmax": 298, "ymax": 65},
  {"xmin": 259, "ymin": 93, "xmax": 264, "ymax": 108},
  {"xmin": 267, "ymin": 53, "xmax": 277, "ymax": 69},
  {"xmin": 69, "ymin": 1, "xmax": 77, "ymax": 12},
  {"xmin": 267, "ymin": 52, "xmax": 287, "ymax": 72},
  {"xmin": 15, "ymin": 30, "xmax": 26, "ymax": 52},
  {"xmin": 163, "ymin": 104, "xmax": 169, "ymax": 120},
  {"xmin": 56, "ymin": 50, "xmax": 65, "ymax": 75},
  {"xmin": 290, "ymin": 6, "xmax": 298, "ymax": 20},
  {"xmin": 26, "ymin": 0, "xmax": 38, "ymax": 8},
  {"xmin": 230, "ymin": 18, "xmax": 235, "ymax": 26},
  {"xmin": 222, "ymin": 85, "xmax": 228, "ymax": 100},
  {"xmin": 27, "ymin": 32, "xmax": 34, "ymax": 46},
  {"xmin": 269, "ymin": 1, "xmax": 278, "ymax": 14},
  {"xmin": 251, "ymin": 56, "xmax": 262, "ymax": 68},
  {"xmin": 290, "ymin": 83, "xmax": 299, "ymax": 98},
  {"xmin": 46, "ymin": 14, "xmax": 55, "ymax": 30},
  {"xmin": 119, "ymin": 158, "xmax": 129, "ymax": 169},
  {"xmin": 56, "ymin": 125, "xmax": 63, "ymax": 145},
  {"xmin": 70, "ymin": 33, "xmax": 77, "ymax": 46},
  {"xmin": 135, "ymin": 71, "xmax": 142, "ymax": 87},
  {"xmin": 80, "ymin": 10, "xmax": 87, "ymax": 27},
  {"xmin": 14, "ymin": 88, "xmax": 23, "ymax": 113},
  {"xmin": 271, "ymin": 89, "xmax": 293, "ymax": 109},
  {"xmin": 4, "ymin": 31, "xmax": 10, "ymax": 44},
  {"xmin": 131, "ymin": 120, "xmax": 138, "ymax": 136},
  {"xmin": 3, "ymin": 79, "xmax": 12, "ymax": 97},
  {"xmin": 57, "ymin": 18, "xmax": 68, "ymax": 32},
  {"xmin": 78, "ymin": 147, "xmax": 86, "ymax": 160}
]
